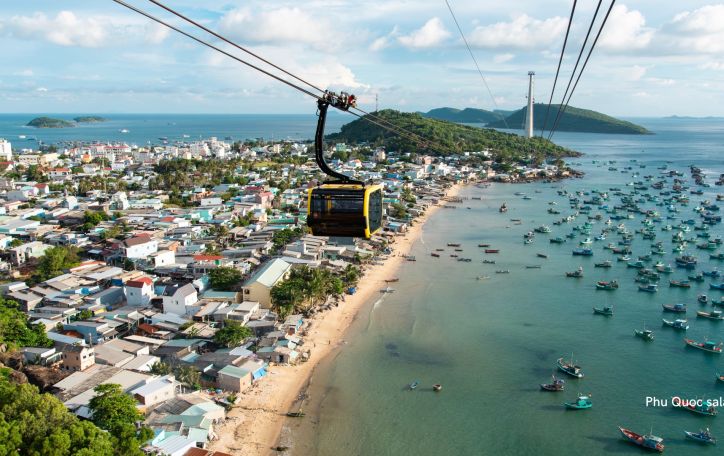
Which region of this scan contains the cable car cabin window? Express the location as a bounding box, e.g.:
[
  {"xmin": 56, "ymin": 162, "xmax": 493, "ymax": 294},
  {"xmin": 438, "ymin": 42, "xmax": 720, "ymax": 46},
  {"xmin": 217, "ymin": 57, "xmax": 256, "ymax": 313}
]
[{"xmin": 367, "ymin": 188, "xmax": 383, "ymax": 234}]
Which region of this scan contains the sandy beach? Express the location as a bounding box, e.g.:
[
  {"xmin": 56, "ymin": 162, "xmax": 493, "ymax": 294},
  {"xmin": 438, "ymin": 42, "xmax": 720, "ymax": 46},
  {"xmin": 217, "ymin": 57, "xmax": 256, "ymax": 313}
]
[{"xmin": 209, "ymin": 183, "xmax": 462, "ymax": 455}]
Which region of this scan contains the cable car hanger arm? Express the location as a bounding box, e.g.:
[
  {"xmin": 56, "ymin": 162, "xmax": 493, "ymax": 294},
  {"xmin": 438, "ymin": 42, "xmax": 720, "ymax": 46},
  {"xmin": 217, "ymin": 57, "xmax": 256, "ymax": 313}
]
[{"xmin": 315, "ymin": 91, "xmax": 364, "ymax": 185}]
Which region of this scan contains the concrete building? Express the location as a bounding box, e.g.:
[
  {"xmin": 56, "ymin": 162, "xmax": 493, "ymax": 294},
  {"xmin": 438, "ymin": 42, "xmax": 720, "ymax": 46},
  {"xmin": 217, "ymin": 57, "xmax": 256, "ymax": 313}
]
[
  {"xmin": 61, "ymin": 345, "xmax": 95, "ymax": 372},
  {"xmin": 161, "ymin": 283, "xmax": 199, "ymax": 316},
  {"xmin": 0, "ymin": 138, "xmax": 11, "ymax": 161},
  {"xmin": 125, "ymin": 276, "xmax": 155, "ymax": 306},
  {"xmin": 241, "ymin": 258, "xmax": 291, "ymax": 308}
]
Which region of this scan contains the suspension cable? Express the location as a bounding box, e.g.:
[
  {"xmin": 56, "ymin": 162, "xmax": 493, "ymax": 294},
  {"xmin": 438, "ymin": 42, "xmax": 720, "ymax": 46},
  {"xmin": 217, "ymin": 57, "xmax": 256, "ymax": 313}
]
[
  {"xmin": 540, "ymin": 0, "xmax": 577, "ymax": 137},
  {"xmin": 549, "ymin": 0, "xmax": 617, "ymax": 140},
  {"xmin": 547, "ymin": 0, "xmax": 603, "ymax": 140},
  {"xmin": 444, "ymin": 0, "xmax": 509, "ymax": 129}
]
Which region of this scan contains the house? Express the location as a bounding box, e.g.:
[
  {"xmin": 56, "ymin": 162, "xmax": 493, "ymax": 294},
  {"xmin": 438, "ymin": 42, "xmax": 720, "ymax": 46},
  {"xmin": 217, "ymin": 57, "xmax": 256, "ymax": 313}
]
[
  {"xmin": 161, "ymin": 283, "xmax": 199, "ymax": 316},
  {"xmin": 125, "ymin": 276, "xmax": 155, "ymax": 306},
  {"xmin": 216, "ymin": 364, "xmax": 252, "ymax": 392},
  {"xmin": 131, "ymin": 375, "xmax": 180, "ymax": 407},
  {"xmin": 61, "ymin": 345, "xmax": 95, "ymax": 372},
  {"xmin": 9, "ymin": 241, "xmax": 52, "ymax": 265},
  {"xmin": 63, "ymin": 321, "xmax": 117, "ymax": 344},
  {"xmin": 122, "ymin": 235, "xmax": 158, "ymax": 259},
  {"xmin": 241, "ymin": 258, "xmax": 291, "ymax": 308},
  {"xmin": 23, "ymin": 347, "xmax": 62, "ymax": 366}
]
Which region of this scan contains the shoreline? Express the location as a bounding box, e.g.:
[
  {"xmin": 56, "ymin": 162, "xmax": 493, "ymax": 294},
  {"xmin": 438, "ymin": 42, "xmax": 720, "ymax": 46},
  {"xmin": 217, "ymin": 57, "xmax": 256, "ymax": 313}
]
[{"xmin": 209, "ymin": 183, "xmax": 463, "ymax": 455}]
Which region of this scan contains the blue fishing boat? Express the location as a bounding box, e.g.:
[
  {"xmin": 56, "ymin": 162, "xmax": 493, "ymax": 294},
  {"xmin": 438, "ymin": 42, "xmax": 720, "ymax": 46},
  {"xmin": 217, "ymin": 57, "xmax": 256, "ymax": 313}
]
[
  {"xmin": 669, "ymin": 280, "xmax": 691, "ymax": 288},
  {"xmin": 572, "ymin": 248, "xmax": 593, "ymax": 256},
  {"xmin": 662, "ymin": 318, "xmax": 688, "ymax": 330},
  {"xmin": 596, "ymin": 280, "xmax": 619, "ymax": 290},
  {"xmin": 684, "ymin": 428, "xmax": 716, "ymax": 445},
  {"xmin": 684, "ymin": 338, "xmax": 723, "ymax": 353},
  {"xmin": 593, "ymin": 305, "xmax": 613, "ymax": 316},
  {"xmin": 409, "ymin": 380, "xmax": 419, "ymax": 390},
  {"xmin": 710, "ymin": 283, "xmax": 724, "ymax": 290},
  {"xmin": 639, "ymin": 284, "xmax": 658, "ymax": 292},
  {"xmin": 564, "ymin": 394, "xmax": 592, "ymax": 410},
  {"xmin": 662, "ymin": 303, "xmax": 687, "ymax": 313}
]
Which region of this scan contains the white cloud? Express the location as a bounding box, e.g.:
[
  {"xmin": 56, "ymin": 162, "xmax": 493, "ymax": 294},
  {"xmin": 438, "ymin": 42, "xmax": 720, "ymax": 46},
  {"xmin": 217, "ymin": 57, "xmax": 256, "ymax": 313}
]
[
  {"xmin": 467, "ymin": 14, "xmax": 567, "ymax": 50},
  {"xmin": 370, "ymin": 27, "xmax": 399, "ymax": 52},
  {"xmin": 398, "ymin": 18, "xmax": 450, "ymax": 49},
  {"xmin": 219, "ymin": 7, "xmax": 340, "ymax": 51},
  {"xmin": 4, "ymin": 11, "xmax": 107, "ymax": 47},
  {"xmin": 598, "ymin": 5, "xmax": 653, "ymax": 52},
  {"xmin": 493, "ymin": 53, "xmax": 515, "ymax": 64},
  {"xmin": 14, "ymin": 69, "xmax": 34, "ymax": 77},
  {"xmin": 297, "ymin": 60, "xmax": 369, "ymax": 90},
  {"xmin": 145, "ymin": 22, "xmax": 169, "ymax": 45},
  {"xmin": 700, "ymin": 61, "xmax": 724, "ymax": 70},
  {"xmin": 36, "ymin": 87, "xmax": 48, "ymax": 92},
  {"xmin": 660, "ymin": 4, "xmax": 724, "ymax": 54},
  {"xmin": 628, "ymin": 65, "xmax": 647, "ymax": 81}
]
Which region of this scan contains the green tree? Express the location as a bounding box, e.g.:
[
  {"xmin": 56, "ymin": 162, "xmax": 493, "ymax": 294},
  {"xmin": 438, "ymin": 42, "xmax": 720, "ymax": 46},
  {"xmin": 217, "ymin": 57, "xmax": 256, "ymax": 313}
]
[
  {"xmin": 88, "ymin": 384, "xmax": 153, "ymax": 454},
  {"xmin": 214, "ymin": 320, "xmax": 252, "ymax": 348},
  {"xmin": 77, "ymin": 309, "xmax": 94, "ymax": 320},
  {"xmin": 0, "ymin": 377, "xmax": 115, "ymax": 455},
  {"xmin": 173, "ymin": 365, "xmax": 201, "ymax": 390},
  {"xmin": 149, "ymin": 361, "xmax": 172, "ymax": 375},
  {"xmin": 33, "ymin": 246, "xmax": 80, "ymax": 283},
  {"xmin": 208, "ymin": 267, "xmax": 241, "ymax": 291},
  {"xmin": 0, "ymin": 297, "xmax": 53, "ymax": 348},
  {"xmin": 390, "ymin": 202, "xmax": 408, "ymax": 219}
]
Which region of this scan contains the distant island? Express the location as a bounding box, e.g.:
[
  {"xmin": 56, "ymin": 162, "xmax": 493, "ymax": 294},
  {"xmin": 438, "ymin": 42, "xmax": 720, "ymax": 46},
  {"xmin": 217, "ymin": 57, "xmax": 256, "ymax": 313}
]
[
  {"xmin": 73, "ymin": 116, "xmax": 107, "ymax": 123},
  {"xmin": 485, "ymin": 104, "xmax": 650, "ymax": 135},
  {"xmin": 26, "ymin": 117, "xmax": 75, "ymax": 128},
  {"xmin": 328, "ymin": 109, "xmax": 580, "ymax": 159},
  {"xmin": 423, "ymin": 107, "xmax": 512, "ymax": 124}
]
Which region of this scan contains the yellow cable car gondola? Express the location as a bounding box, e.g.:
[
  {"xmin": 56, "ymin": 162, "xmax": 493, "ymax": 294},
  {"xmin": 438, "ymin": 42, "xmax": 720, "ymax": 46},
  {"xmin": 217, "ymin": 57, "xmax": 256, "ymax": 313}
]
[{"xmin": 307, "ymin": 91, "xmax": 383, "ymax": 239}]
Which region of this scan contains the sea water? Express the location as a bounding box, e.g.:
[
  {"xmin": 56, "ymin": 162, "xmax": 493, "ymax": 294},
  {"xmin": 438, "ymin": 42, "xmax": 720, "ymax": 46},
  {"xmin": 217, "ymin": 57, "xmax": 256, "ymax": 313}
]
[{"xmin": 286, "ymin": 118, "xmax": 724, "ymax": 455}]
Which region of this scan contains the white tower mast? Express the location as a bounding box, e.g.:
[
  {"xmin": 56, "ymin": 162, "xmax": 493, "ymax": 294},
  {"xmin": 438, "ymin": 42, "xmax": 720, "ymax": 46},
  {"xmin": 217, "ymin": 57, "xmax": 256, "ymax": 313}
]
[{"xmin": 526, "ymin": 71, "xmax": 535, "ymax": 138}]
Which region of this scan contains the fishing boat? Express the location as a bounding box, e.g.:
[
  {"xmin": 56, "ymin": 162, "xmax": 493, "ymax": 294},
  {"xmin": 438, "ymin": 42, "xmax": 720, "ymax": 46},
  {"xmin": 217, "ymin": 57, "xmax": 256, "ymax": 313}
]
[
  {"xmin": 447, "ymin": 243, "xmax": 461, "ymax": 247},
  {"xmin": 557, "ymin": 356, "xmax": 584, "ymax": 378},
  {"xmin": 656, "ymin": 264, "xmax": 673, "ymax": 273},
  {"xmin": 593, "ymin": 306, "xmax": 614, "ymax": 316},
  {"xmin": 432, "ymin": 384, "xmax": 443, "ymax": 392},
  {"xmin": 550, "ymin": 237, "xmax": 566, "ymax": 244},
  {"xmin": 628, "ymin": 260, "xmax": 645, "ymax": 269},
  {"xmin": 697, "ymin": 310, "xmax": 724, "ymax": 320},
  {"xmin": 639, "ymin": 284, "xmax": 658, "ymax": 293},
  {"xmin": 669, "ymin": 280, "xmax": 691, "ymax": 288},
  {"xmin": 409, "ymin": 380, "xmax": 419, "ymax": 390},
  {"xmin": 385, "ymin": 278, "xmax": 400, "ymax": 283},
  {"xmin": 566, "ymin": 267, "xmax": 584, "ymax": 278},
  {"xmin": 680, "ymin": 401, "xmax": 718, "ymax": 416},
  {"xmin": 476, "ymin": 276, "xmax": 490, "ymax": 281},
  {"xmin": 662, "ymin": 303, "xmax": 687, "ymax": 313},
  {"xmin": 540, "ymin": 375, "xmax": 565, "ymax": 392},
  {"xmin": 478, "ymin": 244, "xmax": 490, "ymax": 248},
  {"xmin": 634, "ymin": 328, "xmax": 655, "ymax": 341},
  {"xmin": 431, "ymin": 252, "xmax": 440, "ymax": 257},
  {"xmin": 684, "ymin": 428, "xmax": 717, "ymax": 445},
  {"xmin": 499, "ymin": 203, "xmax": 507, "ymax": 213},
  {"xmin": 495, "ymin": 270, "xmax": 510, "ymax": 274},
  {"xmin": 596, "ymin": 280, "xmax": 619, "ymax": 290},
  {"xmin": 689, "ymin": 273, "xmax": 705, "ymax": 282},
  {"xmin": 380, "ymin": 287, "xmax": 395, "ymax": 293},
  {"xmin": 619, "ymin": 427, "xmax": 665, "ymax": 452},
  {"xmin": 482, "ymin": 259, "xmax": 496, "ymax": 264},
  {"xmin": 572, "ymin": 248, "xmax": 593, "ymax": 256},
  {"xmin": 710, "ymin": 283, "xmax": 724, "ymax": 290},
  {"xmin": 711, "ymin": 252, "xmax": 724, "ymax": 260},
  {"xmin": 684, "ymin": 338, "xmax": 723, "ymax": 353},
  {"xmin": 525, "ymin": 265, "xmax": 542, "ymax": 269},
  {"xmin": 564, "ymin": 394, "xmax": 592, "ymax": 410},
  {"xmin": 662, "ymin": 319, "xmax": 688, "ymax": 330},
  {"xmin": 594, "ymin": 260, "xmax": 612, "ymax": 268},
  {"xmin": 484, "ymin": 249, "xmax": 500, "ymax": 254},
  {"xmin": 703, "ymin": 269, "xmax": 721, "ymax": 277},
  {"xmin": 716, "ymin": 372, "xmax": 724, "ymax": 382},
  {"xmin": 537, "ymin": 253, "xmax": 548, "ymax": 259}
]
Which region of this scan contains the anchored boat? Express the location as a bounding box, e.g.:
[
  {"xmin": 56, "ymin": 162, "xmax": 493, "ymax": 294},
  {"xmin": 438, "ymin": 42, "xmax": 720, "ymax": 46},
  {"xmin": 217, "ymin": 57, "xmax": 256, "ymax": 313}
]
[
  {"xmin": 557, "ymin": 356, "xmax": 584, "ymax": 378},
  {"xmin": 540, "ymin": 375, "xmax": 565, "ymax": 392},
  {"xmin": 684, "ymin": 428, "xmax": 716, "ymax": 445},
  {"xmin": 619, "ymin": 427, "xmax": 664, "ymax": 453},
  {"xmin": 662, "ymin": 319, "xmax": 688, "ymax": 330},
  {"xmin": 564, "ymin": 394, "xmax": 592, "ymax": 410},
  {"xmin": 684, "ymin": 338, "xmax": 723, "ymax": 353},
  {"xmin": 593, "ymin": 306, "xmax": 613, "ymax": 316}
]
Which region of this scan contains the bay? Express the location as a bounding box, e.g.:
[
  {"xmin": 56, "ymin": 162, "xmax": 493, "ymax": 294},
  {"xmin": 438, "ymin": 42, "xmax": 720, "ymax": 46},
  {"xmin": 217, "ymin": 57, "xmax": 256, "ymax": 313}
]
[{"xmin": 286, "ymin": 118, "xmax": 724, "ymax": 456}]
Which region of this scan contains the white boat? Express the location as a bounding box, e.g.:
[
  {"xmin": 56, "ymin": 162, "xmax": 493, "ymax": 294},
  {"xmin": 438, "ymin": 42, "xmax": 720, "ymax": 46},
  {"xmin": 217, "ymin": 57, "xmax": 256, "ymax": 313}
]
[
  {"xmin": 119, "ymin": 128, "xmax": 129, "ymax": 133},
  {"xmin": 380, "ymin": 287, "xmax": 395, "ymax": 293}
]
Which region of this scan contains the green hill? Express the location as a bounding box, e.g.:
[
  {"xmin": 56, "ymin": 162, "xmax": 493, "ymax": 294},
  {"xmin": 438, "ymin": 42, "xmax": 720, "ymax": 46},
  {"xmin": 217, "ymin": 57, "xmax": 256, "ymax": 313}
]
[
  {"xmin": 423, "ymin": 107, "xmax": 505, "ymax": 124},
  {"xmin": 26, "ymin": 117, "xmax": 75, "ymax": 128},
  {"xmin": 327, "ymin": 109, "xmax": 579, "ymax": 160},
  {"xmin": 486, "ymin": 104, "xmax": 651, "ymax": 134},
  {"xmin": 73, "ymin": 116, "xmax": 107, "ymax": 123}
]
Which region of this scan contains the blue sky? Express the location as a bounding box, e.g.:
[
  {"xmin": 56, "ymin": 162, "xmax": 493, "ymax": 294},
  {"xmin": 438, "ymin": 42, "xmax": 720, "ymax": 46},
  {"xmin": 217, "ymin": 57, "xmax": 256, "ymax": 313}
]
[{"xmin": 1, "ymin": 0, "xmax": 724, "ymax": 116}]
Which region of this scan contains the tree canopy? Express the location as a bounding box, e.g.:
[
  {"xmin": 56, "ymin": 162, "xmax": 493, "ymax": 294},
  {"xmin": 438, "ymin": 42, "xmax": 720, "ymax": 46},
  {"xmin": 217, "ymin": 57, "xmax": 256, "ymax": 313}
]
[
  {"xmin": 88, "ymin": 384, "xmax": 153, "ymax": 455},
  {"xmin": 208, "ymin": 267, "xmax": 242, "ymax": 291},
  {"xmin": 271, "ymin": 266, "xmax": 344, "ymax": 317},
  {"xmin": 214, "ymin": 320, "xmax": 253, "ymax": 348},
  {"xmin": 0, "ymin": 377, "xmax": 115, "ymax": 456},
  {"xmin": 32, "ymin": 246, "xmax": 80, "ymax": 283},
  {"xmin": 0, "ymin": 297, "xmax": 52, "ymax": 349}
]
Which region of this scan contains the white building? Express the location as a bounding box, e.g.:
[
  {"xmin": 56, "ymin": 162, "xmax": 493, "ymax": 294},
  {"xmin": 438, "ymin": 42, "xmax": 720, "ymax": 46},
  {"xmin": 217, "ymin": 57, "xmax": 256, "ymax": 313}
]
[
  {"xmin": 124, "ymin": 276, "xmax": 155, "ymax": 306},
  {"xmin": 0, "ymin": 139, "xmax": 11, "ymax": 161},
  {"xmin": 161, "ymin": 283, "xmax": 199, "ymax": 316},
  {"xmin": 122, "ymin": 236, "xmax": 158, "ymax": 259}
]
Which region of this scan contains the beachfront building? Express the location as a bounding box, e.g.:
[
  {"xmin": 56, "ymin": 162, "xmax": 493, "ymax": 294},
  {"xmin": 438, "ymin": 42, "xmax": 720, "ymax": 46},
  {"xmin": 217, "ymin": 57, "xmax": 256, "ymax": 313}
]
[
  {"xmin": 241, "ymin": 258, "xmax": 291, "ymax": 308},
  {"xmin": 0, "ymin": 139, "xmax": 11, "ymax": 161},
  {"xmin": 61, "ymin": 345, "xmax": 95, "ymax": 372}
]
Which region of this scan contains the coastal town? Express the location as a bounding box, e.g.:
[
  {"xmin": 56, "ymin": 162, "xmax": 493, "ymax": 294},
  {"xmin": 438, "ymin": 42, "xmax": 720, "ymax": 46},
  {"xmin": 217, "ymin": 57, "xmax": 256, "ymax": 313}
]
[{"xmin": 0, "ymin": 134, "xmax": 573, "ymax": 455}]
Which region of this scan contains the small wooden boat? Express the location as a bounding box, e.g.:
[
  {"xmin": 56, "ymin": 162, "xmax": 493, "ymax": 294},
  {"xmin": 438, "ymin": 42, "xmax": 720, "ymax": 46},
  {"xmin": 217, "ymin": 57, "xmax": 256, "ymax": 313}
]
[
  {"xmin": 684, "ymin": 428, "xmax": 716, "ymax": 445},
  {"xmin": 478, "ymin": 244, "xmax": 490, "ymax": 248},
  {"xmin": 557, "ymin": 356, "xmax": 584, "ymax": 378},
  {"xmin": 432, "ymin": 384, "xmax": 443, "ymax": 392},
  {"xmin": 482, "ymin": 259, "xmax": 496, "ymax": 264},
  {"xmin": 639, "ymin": 284, "xmax": 658, "ymax": 292},
  {"xmin": 525, "ymin": 265, "xmax": 542, "ymax": 269},
  {"xmin": 572, "ymin": 248, "xmax": 593, "ymax": 256},
  {"xmin": 385, "ymin": 278, "xmax": 400, "ymax": 283},
  {"xmin": 447, "ymin": 243, "xmax": 461, "ymax": 247},
  {"xmin": 286, "ymin": 411, "xmax": 305, "ymax": 417},
  {"xmin": 662, "ymin": 318, "xmax": 688, "ymax": 330},
  {"xmin": 380, "ymin": 287, "xmax": 395, "ymax": 293},
  {"xmin": 476, "ymin": 276, "xmax": 490, "ymax": 281},
  {"xmin": 537, "ymin": 253, "xmax": 548, "ymax": 259},
  {"xmin": 485, "ymin": 249, "xmax": 500, "ymax": 254},
  {"xmin": 431, "ymin": 252, "xmax": 440, "ymax": 257},
  {"xmin": 499, "ymin": 203, "xmax": 507, "ymax": 213},
  {"xmin": 634, "ymin": 328, "xmax": 655, "ymax": 341},
  {"xmin": 680, "ymin": 401, "xmax": 718, "ymax": 416},
  {"xmin": 684, "ymin": 338, "xmax": 723, "ymax": 353},
  {"xmin": 566, "ymin": 267, "xmax": 584, "ymax": 278},
  {"xmin": 662, "ymin": 303, "xmax": 687, "ymax": 313},
  {"xmin": 710, "ymin": 282, "xmax": 724, "ymax": 290},
  {"xmin": 619, "ymin": 427, "xmax": 664, "ymax": 453},
  {"xmin": 564, "ymin": 394, "xmax": 592, "ymax": 410},
  {"xmin": 716, "ymin": 372, "xmax": 724, "ymax": 383},
  {"xmin": 669, "ymin": 280, "xmax": 691, "ymax": 288},
  {"xmin": 596, "ymin": 280, "xmax": 619, "ymax": 290},
  {"xmin": 540, "ymin": 375, "xmax": 565, "ymax": 391},
  {"xmin": 495, "ymin": 270, "xmax": 510, "ymax": 274},
  {"xmin": 697, "ymin": 310, "xmax": 724, "ymax": 320},
  {"xmin": 409, "ymin": 380, "xmax": 419, "ymax": 390},
  {"xmin": 593, "ymin": 306, "xmax": 613, "ymax": 316},
  {"xmin": 594, "ymin": 260, "xmax": 612, "ymax": 268}
]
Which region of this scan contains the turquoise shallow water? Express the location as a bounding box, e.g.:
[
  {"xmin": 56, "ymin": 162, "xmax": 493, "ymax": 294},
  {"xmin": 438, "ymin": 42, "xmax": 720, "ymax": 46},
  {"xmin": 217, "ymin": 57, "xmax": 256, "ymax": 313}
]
[{"xmin": 286, "ymin": 118, "xmax": 724, "ymax": 456}]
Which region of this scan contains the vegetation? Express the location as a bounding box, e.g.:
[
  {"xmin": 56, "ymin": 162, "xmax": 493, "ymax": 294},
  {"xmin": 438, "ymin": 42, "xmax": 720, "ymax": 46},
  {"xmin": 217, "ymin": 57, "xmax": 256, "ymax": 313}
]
[
  {"xmin": 73, "ymin": 116, "xmax": 106, "ymax": 123},
  {"xmin": 214, "ymin": 321, "xmax": 253, "ymax": 348},
  {"xmin": 423, "ymin": 107, "xmax": 509, "ymax": 124},
  {"xmin": 327, "ymin": 109, "xmax": 579, "ymax": 159},
  {"xmin": 271, "ymin": 227, "xmax": 305, "ymax": 252},
  {"xmin": 486, "ymin": 103, "xmax": 652, "ymax": 134},
  {"xmin": 270, "ymin": 266, "xmax": 344, "ymax": 317},
  {"xmin": 0, "ymin": 377, "xmax": 116, "ymax": 455},
  {"xmin": 88, "ymin": 384, "xmax": 153, "ymax": 455},
  {"xmin": 32, "ymin": 246, "xmax": 80, "ymax": 284},
  {"xmin": 82, "ymin": 211, "xmax": 110, "ymax": 231},
  {"xmin": 26, "ymin": 117, "xmax": 75, "ymax": 128},
  {"xmin": 149, "ymin": 361, "xmax": 201, "ymax": 389},
  {"xmin": 0, "ymin": 297, "xmax": 53, "ymax": 349},
  {"xmin": 208, "ymin": 267, "xmax": 242, "ymax": 291},
  {"xmin": 390, "ymin": 202, "xmax": 409, "ymax": 219}
]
